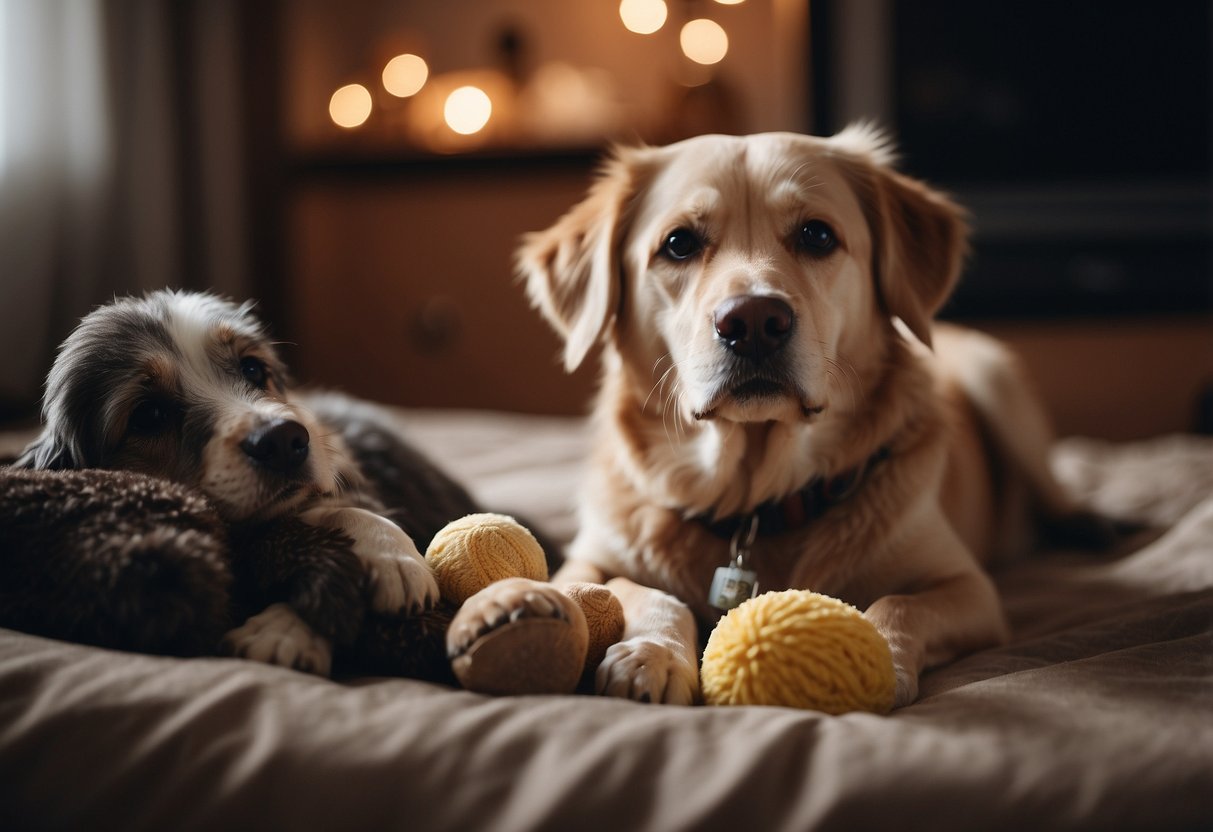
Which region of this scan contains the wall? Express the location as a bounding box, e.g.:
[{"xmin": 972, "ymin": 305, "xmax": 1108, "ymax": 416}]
[{"xmin": 981, "ymin": 317, "xmax": 1211, "ymax": 441}]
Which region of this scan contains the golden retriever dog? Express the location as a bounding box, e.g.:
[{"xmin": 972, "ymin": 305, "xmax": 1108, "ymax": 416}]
[{"xmin": 472, "ymin": 126, "xmax": 1096, "ymax": 708}]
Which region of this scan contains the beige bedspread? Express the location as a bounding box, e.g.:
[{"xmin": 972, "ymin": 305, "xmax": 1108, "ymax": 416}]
[{"xmin": 1, "ymin": 412, "xmax": 1210, "ymax": 831}]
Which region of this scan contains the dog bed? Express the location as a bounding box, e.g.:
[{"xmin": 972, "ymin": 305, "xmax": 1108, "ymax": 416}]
[{"xmin": 0, "ymin": 409, "xmax": 1209, "ymax": 831}]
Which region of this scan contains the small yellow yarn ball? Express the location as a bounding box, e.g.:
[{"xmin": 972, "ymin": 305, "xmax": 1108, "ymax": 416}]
[
  {"xmin": 425, "ymin": 513, "xmax": 548, "ymax": 604},
  {"xmin": 701, "ymin": 590, "xmax": 896, "ymax": 714},
  {"xmin": 563, "ymin": 582, "xmax": 626, "ymax": 672}
]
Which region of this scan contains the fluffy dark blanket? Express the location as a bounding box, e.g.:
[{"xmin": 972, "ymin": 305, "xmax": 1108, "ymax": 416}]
[{"xmin": 0, "ymin": 466, "xmax": 457, "ymax": 682}]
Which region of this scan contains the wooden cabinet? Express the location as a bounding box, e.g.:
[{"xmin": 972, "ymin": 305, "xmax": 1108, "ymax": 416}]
[{"xmin": 285, "ymin": 155, "xmax": 600, "ymax": 414}]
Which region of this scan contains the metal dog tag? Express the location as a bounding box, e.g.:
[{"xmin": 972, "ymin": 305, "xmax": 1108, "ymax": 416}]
[
  {"xmin": 709, "ymin": 565, "xmax": 759, "ymax": 611},
  {"xmin": 710, "ymin": 513, "xmax": 760, "ymax": 610}
]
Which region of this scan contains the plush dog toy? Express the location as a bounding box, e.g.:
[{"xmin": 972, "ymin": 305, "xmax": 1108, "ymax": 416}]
[{"xmin": 425, "ymin": 513, "xmax": 624, "ymax": 695}]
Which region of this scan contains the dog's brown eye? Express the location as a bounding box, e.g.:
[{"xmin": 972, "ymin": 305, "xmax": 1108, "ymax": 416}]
[
  {"xmin": 798, "ymin": 220, "xmax": 837, "ymax": 255},
  {"xmin": 241, "ymin": 356, "xmax": 268, "ymax": 388},
  {"xmin": 129, "ymin": 399, "xmax": 173, "ymax": 434},
  {"xmin": 661, "ymin": 228, "xmax": 702, "ymax": 261}
]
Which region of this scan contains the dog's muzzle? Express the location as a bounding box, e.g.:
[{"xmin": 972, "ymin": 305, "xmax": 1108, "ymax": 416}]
[{"xmin": 694, "ymin": 293, "xmax": 820, "ymax": 420}]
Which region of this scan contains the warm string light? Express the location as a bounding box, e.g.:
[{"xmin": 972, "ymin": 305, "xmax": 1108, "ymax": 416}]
[
  {"xmin": 444, "ymin": 86, "xmax": 492, "ymax": 135},
  {"xmin": 382, "ymin": 53, "xmax": 428, "ymax": 98},
  {"xmin": 680, "ymin": 18, "xmax": 729, "ymax": 65},
  {"xmin": 330, "ymin": 2, "xmax": 740, "ymax": 138},
  {"xmin": 620, "ymin": 1, "xmax": 731, "ymax": 67},
  {"xmin": 330, "ymin": 52, "xmax": 433, "ymax": 131},
  {"xmin": 330, "ymin": 53, "xmax": 498, "ymax": 140},
  {"xmin": 619, "ymin": 0, "xmax": 668, "ymax": 35},
  {"xmin": 329, "ymin": 83, "xmax": 372, "ymax": 128}
]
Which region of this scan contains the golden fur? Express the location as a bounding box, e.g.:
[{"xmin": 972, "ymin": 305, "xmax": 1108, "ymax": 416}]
[{"xmin": 501, "ymin": 127, "xmax": 1084, "ymax": 706}]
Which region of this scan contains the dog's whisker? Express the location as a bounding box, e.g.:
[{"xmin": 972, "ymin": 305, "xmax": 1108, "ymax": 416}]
[
  {"xmin": 826, "ymin": 359, "xmax": 859, "ymax": 414},
  {"xmin": 656, "ymin": 364, "xmax": 681, "ymax": 444},
  {"xmin": 655, "ymin": 370, "xmax": 691, "ymax": 449},
  {"xmin": 831, "ymin": 354, "xmax": 867, "ymax": 411},
  {"xmin": 669, "ymin": 379, "xmax": 690, "ymax": 443},
  {"xmin": 648, "ymin": 344, "xmax": 722, "ymax": 433},
  {"xmin": 813, "ymin": 340, "xmax": 866, "ymax": 415},
  {"xmin": 644, "ymin": 353, "xmax": 678, "ymax": 414}
]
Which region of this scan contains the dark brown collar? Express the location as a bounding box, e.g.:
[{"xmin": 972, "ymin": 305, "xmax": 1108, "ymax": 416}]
[{"xmin": 695, "ymin": 446, "xmax": 890, "ymax": 540}]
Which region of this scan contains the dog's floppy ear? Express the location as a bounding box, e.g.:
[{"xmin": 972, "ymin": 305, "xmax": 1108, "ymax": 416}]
[
  {"xmin": 13, "ymin": 429, "xmax": 78, "ymax": 470},
  {"xmin": 517, "ymin": 149, "xmax": 647, "ymax": 372},
  {"xmin": 831, "ymin": 125, "xmax": 969, "ymax": 347}
]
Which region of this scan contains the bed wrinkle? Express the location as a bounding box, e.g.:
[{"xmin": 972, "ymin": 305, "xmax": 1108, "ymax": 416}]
[
  {"xmin": 1052, "ymin": 434, "xmax": 1213, "ymax": 526},
  {"xmin": 873, "ymin": 694, "xmax": 1210, "ymax": 830}
]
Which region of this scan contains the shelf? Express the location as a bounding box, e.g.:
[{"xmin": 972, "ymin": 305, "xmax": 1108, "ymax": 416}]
[{"xmin": 285, "ymin": 144, "xmax": 605, "ymax": 181}]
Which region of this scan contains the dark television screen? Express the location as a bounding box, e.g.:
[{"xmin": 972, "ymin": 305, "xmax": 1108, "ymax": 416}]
[
  {"xmin": 893, "ymin": 0, "xmax": 1212, "ymax": 185},
  {"xmin": 812, "ymin": 0, "xmax": 1212, "ymax": 319}
]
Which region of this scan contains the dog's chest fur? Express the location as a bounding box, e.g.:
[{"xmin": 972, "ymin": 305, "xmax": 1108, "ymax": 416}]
[{"xmin": 578, "ymin": 342, "xmax": 951, "ymax": 626}]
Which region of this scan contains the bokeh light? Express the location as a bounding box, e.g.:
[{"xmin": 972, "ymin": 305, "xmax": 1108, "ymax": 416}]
[
  {"xmin": 329, "ymin": 83, "xmax": 372, "ymax": 128},
  {"xmin": 714, "ymin": 0, "xmax": 746, "ymax": 5},
  {"xmin": 680, "ymin": 19, "xmax": 729, "ymax": 65},
  {"xmin": 382, "ymin": 53, "xmax": 429, "ymax": 98},
  {"xmin": 443, "ymin": 86, "xmax": 492, "ymax": 135},
  {"xmin": 620, "ymin": 0, "xmax": 668, "ymax": 35}
]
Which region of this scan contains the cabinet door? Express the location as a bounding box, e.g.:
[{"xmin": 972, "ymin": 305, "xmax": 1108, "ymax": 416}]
[{"xmin": 288, "ymin": 168, "xmax": 598, "ymax": 414}]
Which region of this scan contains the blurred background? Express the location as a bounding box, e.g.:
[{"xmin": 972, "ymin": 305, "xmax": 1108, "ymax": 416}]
[{"xmin": 0, "ymin": 0, "xmax": 1209, "ymax": 440}]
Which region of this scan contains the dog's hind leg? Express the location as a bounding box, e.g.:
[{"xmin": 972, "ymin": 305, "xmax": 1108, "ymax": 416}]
[{"xmin": 934, "ymin": 326, "xmax": 1116, "ymax": 549}]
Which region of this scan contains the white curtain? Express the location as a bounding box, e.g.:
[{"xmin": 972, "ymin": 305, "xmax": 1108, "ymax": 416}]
[{"xmin": 0, "ymin": 0, "xmax": 248, "ymax": 412}]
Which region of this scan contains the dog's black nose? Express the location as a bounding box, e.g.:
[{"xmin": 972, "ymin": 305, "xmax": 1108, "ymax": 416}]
[
  {"xmin": 241, "ymin": 418, "xmax": 310, "ymax": 474},
  {"xmin": 713, "ymin": 295, "xmax": 794, "ymax": 362}
]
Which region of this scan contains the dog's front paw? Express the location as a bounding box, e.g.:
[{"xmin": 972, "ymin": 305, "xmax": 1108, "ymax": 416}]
[
  {"xmin": 303, "ymin": 506, "xmax": 440, "ymax": 615},
  {"xmin": 596, "ymin": 637, "xmax": 699, "ymax": 705},
  {"xmin": 880, "ymin": 635, "xmax": 920, "ymax": 708},
  {"xmin": 222, "ymin": 602, "xmax": 332, "ymax": 676},
  {"xmin": 363, "ymin": 542, "xmax": 440, "ymax": 615},
  {"xmin": 890, "ymin": 663, "xmax": 920, "ymax": 709}
]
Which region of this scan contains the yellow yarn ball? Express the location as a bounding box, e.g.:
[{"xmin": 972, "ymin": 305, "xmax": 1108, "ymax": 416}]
[
  {"xmin": 701, "ymin": 590, "xmax": 895, "ymax": 714},
  {"xmin": 425, "ymin": 513, "xmax": 548, "ymax": 604},
  {"xmin": 563, "ymin": 582, "xmax": 625, "ymax": 672}
]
